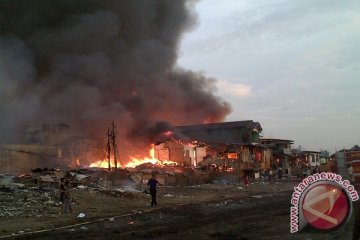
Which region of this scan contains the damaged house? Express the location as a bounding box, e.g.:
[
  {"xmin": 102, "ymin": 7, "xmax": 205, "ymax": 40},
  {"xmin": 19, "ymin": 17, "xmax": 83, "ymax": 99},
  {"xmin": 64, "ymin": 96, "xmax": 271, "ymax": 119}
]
[
  {"xmin": 260, "ymin": 138, "xmax": 294, "ymax": 175},
  {"xmin": 153, "ymin": 121, "xmax": 298, "ymax": 178},
  {"xmin": 154, "ymin": 120, "xmax": 263, "ymax": 175}
]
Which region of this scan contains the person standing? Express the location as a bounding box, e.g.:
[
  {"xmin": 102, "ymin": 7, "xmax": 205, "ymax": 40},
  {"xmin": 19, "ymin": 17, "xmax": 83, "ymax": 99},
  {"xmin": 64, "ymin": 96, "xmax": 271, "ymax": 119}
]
[
  {"xmin": 147, "ymin": 173, "xmax": 163, "ymax": 207},
  {"xmin": 62, "ymin": 179, "xmax": 73, "ymax": 214},
  {"xmin": 277, "ymin": 168, "xmax": 283, "ymax": 180},
  {"xmin": 269, "ymin": 169, "xmax": 273, "ymax": 182},
  {"xmin": 243, "ymin": 175, "xmax": 250, "ymax": 191},
  {"xmin": 59, "ymin": 178, "xmax": 66, "ymax": 214}
]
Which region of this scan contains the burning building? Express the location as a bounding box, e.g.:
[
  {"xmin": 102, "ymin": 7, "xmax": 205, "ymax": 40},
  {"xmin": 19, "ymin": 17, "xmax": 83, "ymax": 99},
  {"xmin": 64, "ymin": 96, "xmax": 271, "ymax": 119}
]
[
  {"xmin": 150, "ymin": 121, "xmax": 264, "ymax": 174},
  {"xmin": 154, "ymin": 141, "xmax": 208, "ymax": 167},
  {"xmin": 149, "ymin": 122, "xmax": 299, "ymax": 179}
]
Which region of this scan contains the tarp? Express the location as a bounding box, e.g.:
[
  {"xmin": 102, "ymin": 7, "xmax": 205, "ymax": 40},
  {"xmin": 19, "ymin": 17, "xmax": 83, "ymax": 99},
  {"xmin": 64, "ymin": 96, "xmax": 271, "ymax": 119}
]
[
  {"xmin": 39, "ymin": 175, "xmax": 56, "ymax": 182},
  {"xmin": 69, "ymin": 172, "xmax": 89, "ymax": 181}
]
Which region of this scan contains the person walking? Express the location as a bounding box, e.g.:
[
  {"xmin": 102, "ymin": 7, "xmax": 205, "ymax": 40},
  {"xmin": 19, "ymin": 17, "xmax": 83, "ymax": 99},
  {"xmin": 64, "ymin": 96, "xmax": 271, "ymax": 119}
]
[{"xmin": 147, "ymin": 172, "xmax": 163, "ymax": 207}]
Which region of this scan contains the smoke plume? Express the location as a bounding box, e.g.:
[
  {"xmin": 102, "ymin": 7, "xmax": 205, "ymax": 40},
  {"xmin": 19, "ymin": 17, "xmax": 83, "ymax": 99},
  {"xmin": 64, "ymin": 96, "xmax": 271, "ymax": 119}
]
[{"xmin": 0, "ymin": 1, "xmax": 231, "ymax": 157}]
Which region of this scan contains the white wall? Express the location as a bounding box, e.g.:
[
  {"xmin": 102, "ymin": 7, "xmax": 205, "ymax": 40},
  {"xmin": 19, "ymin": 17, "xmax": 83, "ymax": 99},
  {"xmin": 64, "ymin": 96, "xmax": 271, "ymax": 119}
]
[{"xmin": 309, "ymin": 153, "xmax": 320, "ymax": 167}]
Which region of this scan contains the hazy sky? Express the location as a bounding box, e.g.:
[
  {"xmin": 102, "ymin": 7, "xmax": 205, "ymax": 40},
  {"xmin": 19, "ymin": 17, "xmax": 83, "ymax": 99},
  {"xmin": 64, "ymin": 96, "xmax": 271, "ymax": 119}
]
[{"xmin": 178, "ymin": 0, "xmax": 360, "ymax": 153}]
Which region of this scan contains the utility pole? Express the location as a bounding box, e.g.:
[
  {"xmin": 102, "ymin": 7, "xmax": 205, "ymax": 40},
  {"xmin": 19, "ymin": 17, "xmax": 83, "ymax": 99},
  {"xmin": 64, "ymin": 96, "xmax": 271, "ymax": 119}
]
[
  {"xmin": 105, "ymin": 121, "xmax": 121, "ymax": 171},
  {"xmin": 106, "ymin": 128, "xmax": 111, "ymax": 171},
  {"xmin": 111, "ymin": 121, "xmax": 118, "ymax": 171}
]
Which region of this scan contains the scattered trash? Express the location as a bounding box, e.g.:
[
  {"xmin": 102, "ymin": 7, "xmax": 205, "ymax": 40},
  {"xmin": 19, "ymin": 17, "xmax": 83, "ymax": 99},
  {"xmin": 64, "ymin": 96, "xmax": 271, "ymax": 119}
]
[
  {"xmin": 163, "ymin": 193, "xmax": 174, "ymax": 197},
  {"xmin": 44, "ymin": 200, "xmax": 55, "ymax": 205},
  {"xmin": 109, "ymin": 217, "xmax": 115, "ymax": 222},
  {"xmin": 80, "ymin": 226, "xmax": 88, "ymax": 230},
  {"xmin": 77, "ymin": 213, "xmax": 86, "ymax": 218},
  {"xmin": 251, "ymin": 195, "xmax": 264, "ymax": 199},
  {"xmin": 0, "ymin": 187, "xmax": 58, "ymax": 219},
  {"xmin": 14, "ymin": 183, "xmax": 25, "ymax": 188}
]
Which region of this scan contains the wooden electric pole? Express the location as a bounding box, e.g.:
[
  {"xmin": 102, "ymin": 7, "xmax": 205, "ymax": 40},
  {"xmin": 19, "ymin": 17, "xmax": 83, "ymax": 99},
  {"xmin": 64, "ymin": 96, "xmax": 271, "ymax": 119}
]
[
  {"xmin": 111, "ymin": 121, "xmax": 118, "ymax": 171},
  {"xmin": 105, "ymin": 121, "xmax": 121, "ymax": 171},
  {"xmin": 106, "ymin": 128, "xmax": 111, "ymax": 171}
]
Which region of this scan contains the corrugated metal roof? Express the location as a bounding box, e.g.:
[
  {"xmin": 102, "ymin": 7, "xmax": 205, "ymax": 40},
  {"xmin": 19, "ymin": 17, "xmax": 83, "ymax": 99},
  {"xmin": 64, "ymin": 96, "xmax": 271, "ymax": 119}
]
[
  {"xmin": 260, "ymin": 138, "xmax": 294, "ymax": 144},
  {"xmin": 176, "ymin": 120, "xmax": 262, "ymax": 131}
]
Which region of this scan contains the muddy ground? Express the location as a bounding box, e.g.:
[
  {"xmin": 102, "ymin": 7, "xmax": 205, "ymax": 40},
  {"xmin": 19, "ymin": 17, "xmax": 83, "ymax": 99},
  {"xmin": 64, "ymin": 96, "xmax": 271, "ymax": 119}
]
[{"xmin": 0, "ymin": 181, "xmax": 358, "ymax": 240}]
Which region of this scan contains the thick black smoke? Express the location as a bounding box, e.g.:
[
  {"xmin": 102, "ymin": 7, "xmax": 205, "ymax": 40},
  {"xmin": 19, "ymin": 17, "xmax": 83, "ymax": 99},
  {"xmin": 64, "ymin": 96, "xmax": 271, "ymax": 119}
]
[{"xmin": 0, "ymin": 0, "xmax": 231, "ymax": 155}]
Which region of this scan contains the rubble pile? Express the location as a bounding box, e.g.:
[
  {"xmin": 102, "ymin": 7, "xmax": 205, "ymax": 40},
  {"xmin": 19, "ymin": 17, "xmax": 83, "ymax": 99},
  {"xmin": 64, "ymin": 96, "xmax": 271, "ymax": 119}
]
[
  {"xmin": 0, "ymin": 165, "xmax": 240, "ymax": 221},
  {"xmin": 0, "ymin": 186, "xmax": 59, "ymax": 219}
]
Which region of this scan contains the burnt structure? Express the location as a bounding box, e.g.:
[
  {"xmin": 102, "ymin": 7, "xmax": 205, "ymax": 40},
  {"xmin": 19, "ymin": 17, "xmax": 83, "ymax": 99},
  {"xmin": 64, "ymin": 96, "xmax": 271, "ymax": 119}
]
[
  {"xmin": 154, "ymin": 121, "xmax": 296, "ymax": 178},
  {"xmin": 154, "ymin": 121, "xmax": 264, "ymax": 174},
  {"xmin": 260, "ymin": 138, "xmax": 294, "ymax": 174}
]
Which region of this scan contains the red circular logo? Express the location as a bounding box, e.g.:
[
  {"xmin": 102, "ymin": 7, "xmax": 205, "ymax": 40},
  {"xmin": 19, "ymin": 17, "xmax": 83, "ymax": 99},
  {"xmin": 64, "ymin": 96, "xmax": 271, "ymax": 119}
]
[{"xmin": 301, "ymin": 183, "xmax": 350, "ymax": 230}]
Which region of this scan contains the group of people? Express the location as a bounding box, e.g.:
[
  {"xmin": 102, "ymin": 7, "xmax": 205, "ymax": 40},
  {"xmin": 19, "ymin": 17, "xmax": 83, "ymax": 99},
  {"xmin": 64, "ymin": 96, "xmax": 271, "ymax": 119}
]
[
  {"xmin": 301, "ymin": 166, "xmax": 321, "ymax": 178},
  {"xmin": 262, "ymin": 168, "xmax": 291, "ymax": 181}
]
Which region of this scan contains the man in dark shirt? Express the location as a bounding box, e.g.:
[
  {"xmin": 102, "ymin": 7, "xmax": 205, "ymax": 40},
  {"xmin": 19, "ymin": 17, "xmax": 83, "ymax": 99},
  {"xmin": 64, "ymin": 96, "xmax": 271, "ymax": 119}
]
[
  {"xmin": 147, "ymin": 173, "xmax": 163, "ymax": 207},
  {"xmin": 59, "ymin": 178, "xmax": 72, "ymax": 214},
  {"xmin": 59, "ymin": 178, "xmax": 66, "ymax": 214}
]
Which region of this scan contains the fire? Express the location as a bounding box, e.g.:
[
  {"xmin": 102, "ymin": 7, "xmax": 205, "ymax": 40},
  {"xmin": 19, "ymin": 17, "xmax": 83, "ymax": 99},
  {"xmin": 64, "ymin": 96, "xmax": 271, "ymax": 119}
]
[
  {"xmin": 124, "ymin": 156, "xmax": 158, "ymax": 168},
  {"xmin": 162, "ymin": 160, "xmax": 178, "ymax": 165},
  {"xmin": 89, "ymin": 158, "xmax": 115, "ymax": 169},
  {"xmin": 124, "ymin": 147, "xmax": 158, "ymax": 168},
  {"xmin": 89, "ymin": 145, "xmax": 178, "ymax": 169},
  {"xmin": 125, "ymin": 146, "xmax": 177, "ymax": 168}
]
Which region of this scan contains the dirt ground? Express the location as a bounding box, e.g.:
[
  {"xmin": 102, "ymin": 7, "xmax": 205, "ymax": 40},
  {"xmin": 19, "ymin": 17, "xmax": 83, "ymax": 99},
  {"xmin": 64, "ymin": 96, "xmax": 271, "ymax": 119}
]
[{"xmin": 0, "ymin": 180, "xmax": 358, "ymax": 240}]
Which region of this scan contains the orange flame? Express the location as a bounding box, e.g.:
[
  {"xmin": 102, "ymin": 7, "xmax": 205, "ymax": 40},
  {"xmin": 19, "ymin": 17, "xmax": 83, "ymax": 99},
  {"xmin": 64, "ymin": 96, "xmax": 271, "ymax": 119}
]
[
  {"xmin": 125, "ymin": 145, "xmax": 178, "ymax": 168},
  {"xmin": 89, "ymin": 157, "xmax": 115, "ymax": 169},
  {"xmin": 89, "ymin": 145, "xmax": 178, "ymax": 169}
]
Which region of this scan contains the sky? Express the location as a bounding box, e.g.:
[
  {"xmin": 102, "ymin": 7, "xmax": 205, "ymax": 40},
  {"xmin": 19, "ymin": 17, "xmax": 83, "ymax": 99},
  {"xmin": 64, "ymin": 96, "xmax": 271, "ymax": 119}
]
[{"xmin": 177, "ymin": 0, "xmax": 360, "ymax": 153}]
